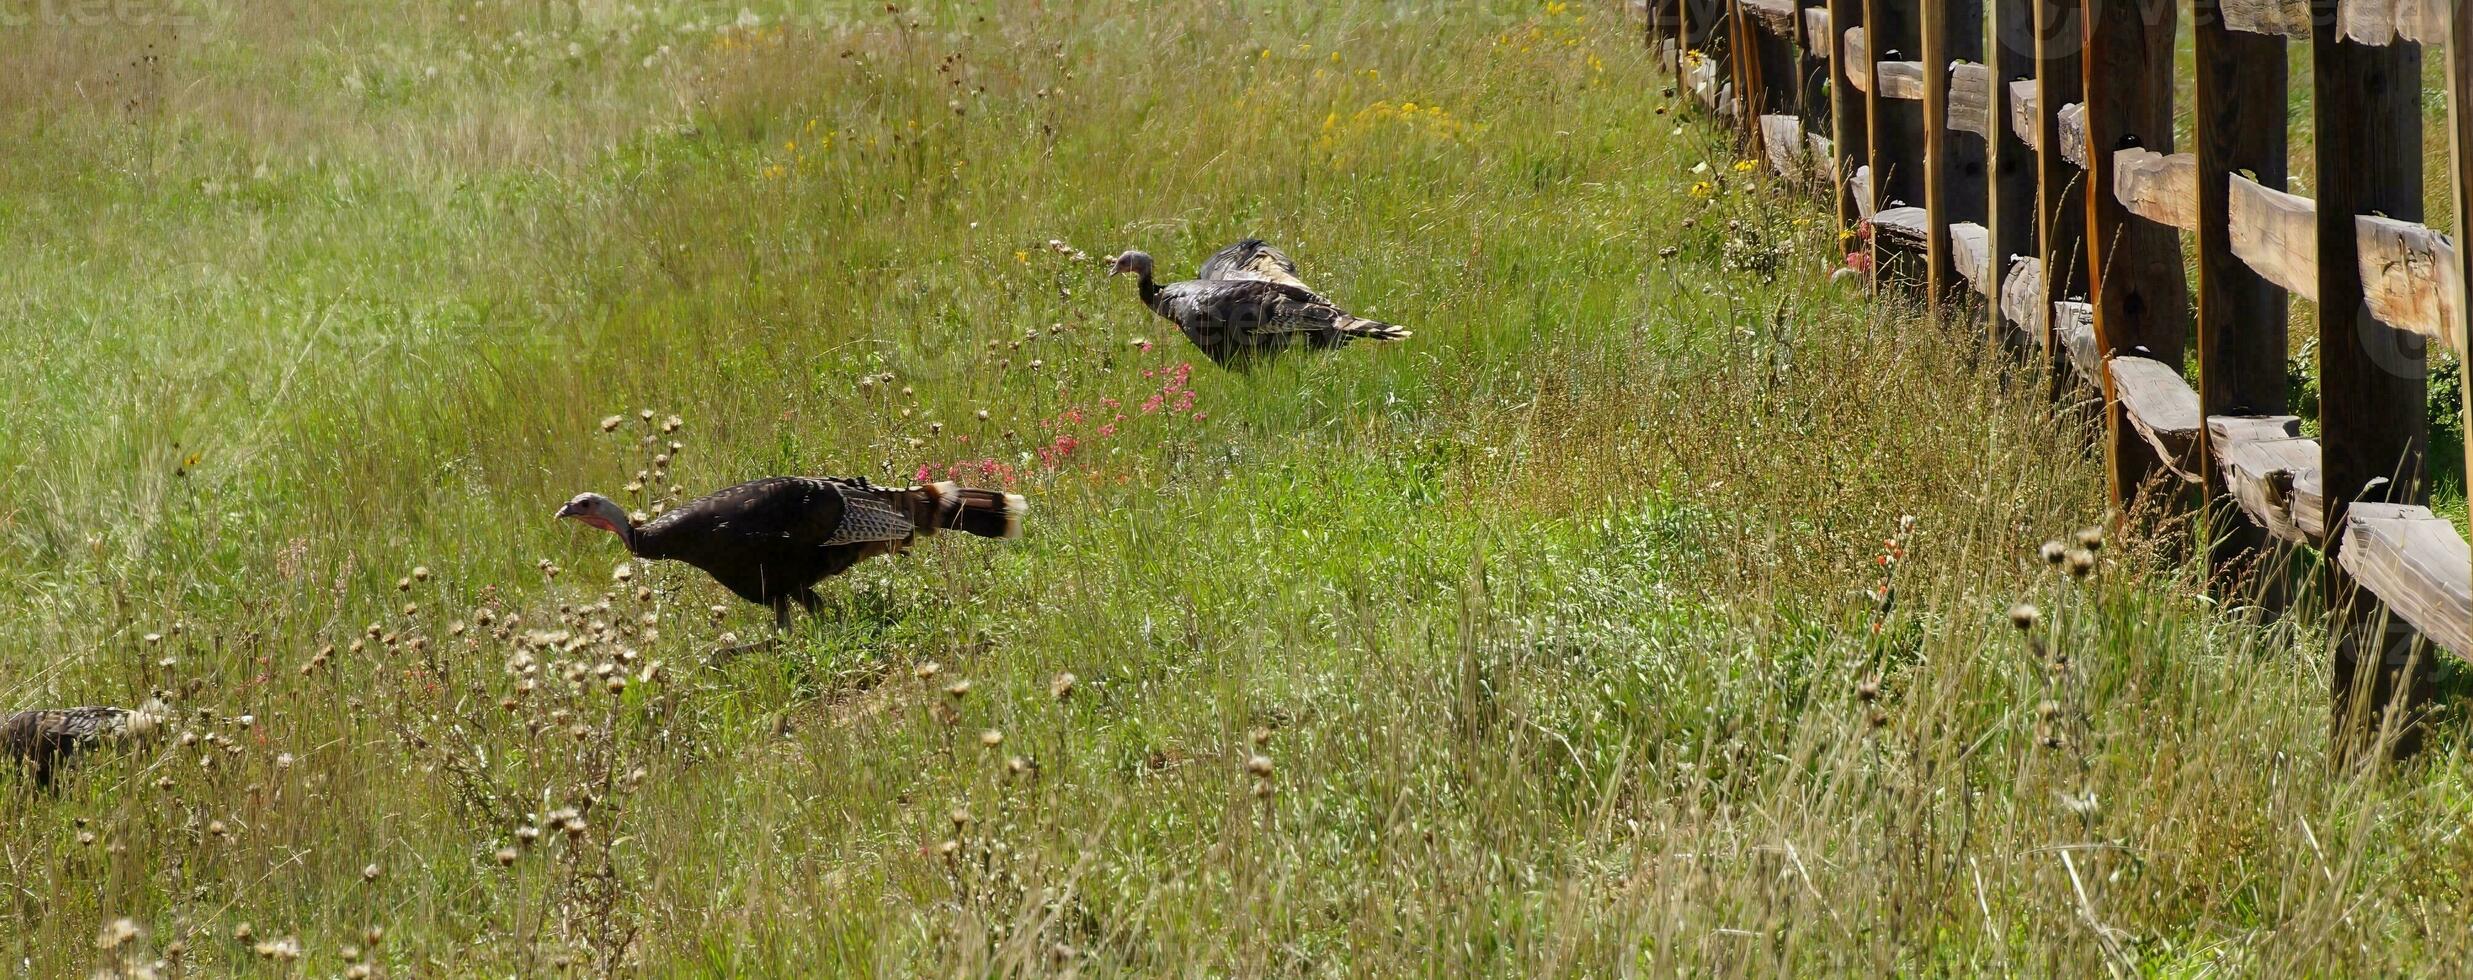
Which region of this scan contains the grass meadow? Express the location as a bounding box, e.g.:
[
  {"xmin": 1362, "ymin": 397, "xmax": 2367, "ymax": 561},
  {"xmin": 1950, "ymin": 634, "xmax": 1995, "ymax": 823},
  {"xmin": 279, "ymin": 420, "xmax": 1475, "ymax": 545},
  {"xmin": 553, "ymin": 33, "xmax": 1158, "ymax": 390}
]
[{"xmin": 8, "ymin": 0, "xmax": 2473, "ymax": 974}]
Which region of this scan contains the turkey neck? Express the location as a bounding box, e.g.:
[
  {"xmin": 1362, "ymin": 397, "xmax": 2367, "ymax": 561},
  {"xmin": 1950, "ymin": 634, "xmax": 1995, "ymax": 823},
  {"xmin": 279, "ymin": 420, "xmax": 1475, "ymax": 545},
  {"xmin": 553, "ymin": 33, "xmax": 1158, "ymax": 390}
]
[
  {"xmin": 617, "ymin": 521, "xmax": 649, "ymax": 557},
  {"xmin": 1136, "ymin": 271, "xmax": 1162, "ymax": 310}
]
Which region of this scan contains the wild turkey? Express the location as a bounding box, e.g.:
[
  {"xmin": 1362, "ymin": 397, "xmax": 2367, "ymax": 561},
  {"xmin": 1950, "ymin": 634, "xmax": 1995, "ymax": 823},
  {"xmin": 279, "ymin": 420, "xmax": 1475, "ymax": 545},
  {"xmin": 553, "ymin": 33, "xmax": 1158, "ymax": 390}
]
[
  {"xmin": 558, "ymin": 477, "xmax": 1026, "ymax": 629},
  {"xmin": 1110, "ymin": 241, "xmax": 1410, "ymax": 367},
  {"xmin": 4, "ymin": 700, "xmax": 166, "ymax": 790},
  {"xmin": 1197, "ymin": 238, "xmax": 1312, "ymax": 290}
]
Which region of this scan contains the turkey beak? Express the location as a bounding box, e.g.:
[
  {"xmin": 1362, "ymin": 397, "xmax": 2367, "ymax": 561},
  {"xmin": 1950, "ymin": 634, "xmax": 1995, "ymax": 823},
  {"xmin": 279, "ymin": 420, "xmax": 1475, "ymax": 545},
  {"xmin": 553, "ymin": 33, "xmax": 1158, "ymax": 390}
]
[{"xmin": 554, "ymin": 501, "xmax": 581, "ymax": 520}]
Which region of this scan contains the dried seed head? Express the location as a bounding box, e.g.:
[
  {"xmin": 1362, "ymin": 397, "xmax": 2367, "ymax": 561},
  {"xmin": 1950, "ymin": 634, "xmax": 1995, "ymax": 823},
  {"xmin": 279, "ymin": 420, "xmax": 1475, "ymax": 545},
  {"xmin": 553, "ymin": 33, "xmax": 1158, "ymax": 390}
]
[
  {"xmin": 1856, "ymin": 678, "xmax": 1881, "ymax": 702},
  {"xmin": 2064, "ymin": 549, "xmax": 2096, "ymax": 578},
  {"xmin": 1050, "ymin": 672, "xmax": 1076, "ymax": 701},
  {"xmin": 496, "ymin": 846, "xmax": 520, "ymax": 866},
  {"xmin": 914, "ymin": 661, "xmax": 942, "ymax": 680},
  {"xmin": 412, "ymin": 566, "xmax": 431, "ymax": 582},
  {"xmin": 945, "ymin": 679, "xmax": 971, "ymax": 699},
  {"xmin": 1245, "ymin": 755, "xmax": 1274, "ymax": 777},
  {"xmin": 397, "ymin": 577, "xmax": 413, "ymax": 592},
  {"xmin": 949, "ymin": 807, "xmax": 971, "ymax": 829},
  {"xmin": 1249, "ymin": 727, "xmax": 1272, "ymax": 747},
  {"xmin": 980, "ymin": 728, "xmax": 1004, "ymax": 748},
  {"xmin": 2007, "ymin": 603, "xmax": 2040, "ymax": 631},
  {"xmin": 363, "ymin": 863, "xmax": 383, "ymax": 882},
  {"xmin": 2036, "ymin": 699, "xmax": 2061, "ymax": 719},
  {"xmin": 600, "ymin": 415, "xmax": 624, "ymax": 432},
  {"xmin": 936, "ymin": 839, "xmax": 961, "ymax": 857},
  {"xmin": 2074, "ymin": 526, "xmax": 2104, "ymax": 551},
  {"xmin": 233, "ymin": 923, "xmax": 253, "ymax": 942},
  {"xmin": 96, "ymin": 918, "xmax": 140, "ymax": 951},
  {"xmin": 2039, "ymin": 540, "xmax": 2066, "ymax": 565}
]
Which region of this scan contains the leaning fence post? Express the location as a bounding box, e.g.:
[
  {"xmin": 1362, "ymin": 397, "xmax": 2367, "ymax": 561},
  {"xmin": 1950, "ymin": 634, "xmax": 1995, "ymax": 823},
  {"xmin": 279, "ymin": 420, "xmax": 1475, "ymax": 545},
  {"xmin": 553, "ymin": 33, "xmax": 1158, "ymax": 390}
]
[
  {"xmin": 1921, "ymin": 0, "xmax": 1983, "ymax": 313},
  {"xmin": 1861, "ymin": 0, "xmax": 1926, "ymax": 283},
  {"xmin": 2081, "ymin": 0, "xmax": 2190, "ymax": 518},
  {"xmin": 2190, "ymin": 0, "xmax": 2290, "ymax": 592},
  {"xmin": 1828, "ymin": 0, "xmax": 1871, "ymax": 236},
  {"xmin": 1987, "ymin": 0, "xmax": 2038, "ymax": 352},
  {"xmin": 2032, "ymin": 0, "xmax": 2088, "ymax": 390},
  {"xmin": 2318, "ymin": 11, "xmax": 2431, "ymax": 763}
]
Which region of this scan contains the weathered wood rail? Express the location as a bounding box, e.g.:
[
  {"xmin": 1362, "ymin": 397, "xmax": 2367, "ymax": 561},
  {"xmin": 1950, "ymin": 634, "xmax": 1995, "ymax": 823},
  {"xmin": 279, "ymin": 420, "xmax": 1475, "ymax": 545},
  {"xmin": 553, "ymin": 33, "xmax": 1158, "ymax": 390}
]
[{"xmin": 1647, "ymin": 0, "xmax": 2473, "ymax": 762}]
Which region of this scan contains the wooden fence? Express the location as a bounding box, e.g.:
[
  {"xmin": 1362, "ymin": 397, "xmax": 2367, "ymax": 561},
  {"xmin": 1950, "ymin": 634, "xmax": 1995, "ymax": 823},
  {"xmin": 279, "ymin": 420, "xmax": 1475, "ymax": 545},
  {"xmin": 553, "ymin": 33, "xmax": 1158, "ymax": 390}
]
[{"xmin": 1648, "ymin": 0, "xmax": 2473, "ymax": 760}]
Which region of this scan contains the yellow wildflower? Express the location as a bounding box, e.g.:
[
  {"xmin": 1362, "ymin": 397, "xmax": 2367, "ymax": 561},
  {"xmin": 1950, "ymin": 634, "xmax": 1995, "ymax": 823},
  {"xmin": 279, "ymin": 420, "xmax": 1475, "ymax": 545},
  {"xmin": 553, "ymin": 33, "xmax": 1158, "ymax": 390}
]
[
  {"xmin": 1732, "ymin": 160, "xmax": 1757, "ymax": 173},
  {"xmin": 1689, "ymin": 180, "xmax": 1716, "ymax": 198}
]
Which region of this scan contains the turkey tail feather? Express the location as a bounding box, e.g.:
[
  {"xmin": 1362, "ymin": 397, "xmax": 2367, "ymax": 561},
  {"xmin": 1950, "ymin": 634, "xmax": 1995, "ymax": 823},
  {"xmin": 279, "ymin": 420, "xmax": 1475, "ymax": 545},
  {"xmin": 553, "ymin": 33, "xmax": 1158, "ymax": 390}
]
[
  {"xmin": 1338, "ymin": 316, "xmax": 1411, "ymax": 341},
  {"xmin": 950, "ymin": 489, "xmax": 1027, "ymax": 539}
]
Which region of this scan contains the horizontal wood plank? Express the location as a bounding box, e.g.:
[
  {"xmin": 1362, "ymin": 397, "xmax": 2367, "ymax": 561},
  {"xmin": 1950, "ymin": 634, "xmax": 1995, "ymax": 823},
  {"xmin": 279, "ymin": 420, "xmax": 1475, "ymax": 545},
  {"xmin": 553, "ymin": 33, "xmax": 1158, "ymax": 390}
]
[
  {"xmin": 1872, "ymin": 205, "xmax": 1929, "ymax": 247},
  {"xmin": 1742, "ymin": 0, "xmax": 1800, "ymax": 30},
  {"xmin": 1760, "ymin": 114, "xmax": 1808, "ymax": 177},
  {"xmin": 1948, "ymin": 62, "xmax": 1991, "ymax": 137},
  {"xmin": 1844, "ymin": 27, "xmax": 1871, "ymax": 93},
  {"xmin": 2113, "ymin": 148, "xmax": 2198, "ymax": 230},
  {"xmin": 2009, "ymin": 79, "xmax": 2038, "ymax": 149},
  {"xmin": 2228, "ymin": 174, "xmax": 2318, "ymax": 300},
  {"xmin": 2057, "ymin": 301, "xmax": 2099, "ymax": 380},
  {"xmin": 2209, "ymin": 416, "xmax": 2321, "ymax": 542},
  {"xmin": 2355, "ymin": 214, "xmax": 2464, "ymax": 353},
  {"xmin": 2339, "ymin": 503, "xmax": 2473, "ymax": 657},
  {"xmin": 1951, "ymin": 221, "xmax": 1992, "ymax": 295},
  {"xmin": 1877, "ymin": 60, "xmax": 1926, "ymax": 100},
  {"xmin": 2107, "ymin": 355, "xmax": 2206, "ymax": 482},
  {"xmin": 2222, "ymin": 0, "xmax": 2312, "ymax": 35},
  {"xmin": 1687, "ymin": 54, "xmax": 1723, "ymax": 106},
  {"xmin": 2338, "ymin": 0, "xmax": 2444, "ymax": 45},
  {"xmin": 1805, "ymin": 7, "xmax": 1833, "ymax": 52},
  {"xmin": 2057, "ymin": 102, "xmax": 2088, "ymax": 168},
  {"xmin": 2001, "ymin": 255, "xmax": 2044, "ymax": 331}
]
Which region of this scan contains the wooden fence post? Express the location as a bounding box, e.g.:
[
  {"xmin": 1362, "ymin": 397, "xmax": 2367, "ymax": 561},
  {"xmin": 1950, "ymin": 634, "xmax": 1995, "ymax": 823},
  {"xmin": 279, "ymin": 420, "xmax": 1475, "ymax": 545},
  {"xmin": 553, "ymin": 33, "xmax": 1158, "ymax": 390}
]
[
  {"xmin": 2317, "ymin": 19, "xmax": 2430, "ymax": 762},
  {"xmin": 2082, "ymin": 0, "xmax": 2190, "ymax": 518},
  {"xmin": 1922, "ymin": 0, "xmax": 1988, "ymax": 315},
  {"xmin": 1862, "ymin": 0, "xmax": 1926, "ymax": 282},
  {"xmin": 1829, "ymin": 0, "xmax": 1871, "ymax": 236},
  {"xmin": 2450, "ymin": 0, "xmax": 2473, "ymax": 715},
  {"xmin": 2190, "ymin": 0, "xmax": 2289, "ymax": 591},
  {"xmin": 1987, "ymin": 0, "xmax": 2038, "ymax": 351},
  {"xmin": 2033, "ymin": 0, "xmax": 2088, "ymax": 385}
]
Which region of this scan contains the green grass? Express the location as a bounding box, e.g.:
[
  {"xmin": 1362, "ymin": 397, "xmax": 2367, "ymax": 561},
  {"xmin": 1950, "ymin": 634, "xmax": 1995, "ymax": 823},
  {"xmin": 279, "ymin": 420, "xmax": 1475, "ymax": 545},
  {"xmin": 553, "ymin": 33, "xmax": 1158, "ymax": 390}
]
[{"xmin": 7, "ymin": 0, "xmax": 2473, "ymax": 974}]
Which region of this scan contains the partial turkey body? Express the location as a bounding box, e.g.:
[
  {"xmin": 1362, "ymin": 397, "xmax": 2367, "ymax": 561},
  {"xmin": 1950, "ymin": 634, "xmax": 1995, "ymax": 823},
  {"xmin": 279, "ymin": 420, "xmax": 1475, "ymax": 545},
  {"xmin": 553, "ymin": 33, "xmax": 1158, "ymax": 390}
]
[
  {"xmin": 558, "ymin": 477, "xmax": 1025, "ymax": 629},
  {"xmin": 4, "ymin": 700, "xmax": 167, "ymax": 789},
  {"xmin": 1112, "ymin": 239, "xmax": 1410, "ymax": 367}
]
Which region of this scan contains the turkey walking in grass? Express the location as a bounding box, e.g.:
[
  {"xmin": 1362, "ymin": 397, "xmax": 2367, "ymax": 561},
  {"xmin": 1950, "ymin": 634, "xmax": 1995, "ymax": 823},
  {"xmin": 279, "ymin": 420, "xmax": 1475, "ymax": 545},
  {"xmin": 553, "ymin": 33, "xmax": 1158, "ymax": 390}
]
[
  {"xmin": 557, "ymin": 477, "xmax": 1025, "ymax": 631},
  {"xmin": 1110, "ymin": 239, "xmax": 1410, "ymax": 367},
  {"xmin": 4, "ymin": 700, "xmax": 167, "ymax": 790}
]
